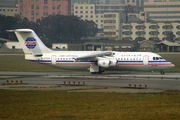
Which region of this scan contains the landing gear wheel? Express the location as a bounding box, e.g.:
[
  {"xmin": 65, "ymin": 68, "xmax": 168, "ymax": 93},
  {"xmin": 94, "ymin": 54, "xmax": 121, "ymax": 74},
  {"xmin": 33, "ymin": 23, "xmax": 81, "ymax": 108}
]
[
  {"xmin": 161, "ymin": 71, "xmax": 165, "ymax": 75},
  {"xmin": 98, "ymin": 72, "xmax": 102, "ymax": 74},
  {"xmin": 91, "ymin": 72, "xmax": 96, "ymax": 74}
]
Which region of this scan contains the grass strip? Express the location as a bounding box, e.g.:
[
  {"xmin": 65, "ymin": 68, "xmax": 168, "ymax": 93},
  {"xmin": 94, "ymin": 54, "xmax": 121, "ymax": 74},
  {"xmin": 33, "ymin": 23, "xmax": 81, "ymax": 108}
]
[{"xmin": 0, "ymin": 90, "xmax": 180, "ymax": 120}]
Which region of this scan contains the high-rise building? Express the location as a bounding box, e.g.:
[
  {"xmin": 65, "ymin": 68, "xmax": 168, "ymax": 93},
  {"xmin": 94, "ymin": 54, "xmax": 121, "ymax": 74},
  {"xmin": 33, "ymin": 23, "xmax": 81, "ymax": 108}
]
[
  {"xmin": 71, "ymin": 0, "xmax": 110, "ymax": 15},
  {"xmin": 0, "ymin": 0, "xmax": 18, "ymax": 7},
  {"xmin": 18, "ymin": 0, "xmax": 71, "ymax": 22},
  {"xmin": 74, "ymin": 4, "xmax": 127, "ymax": 29},
  {"xmin": 121, "ymin": 22, "xmax": 180, "ymax": 41},
  {"xmin": 109, "ymin": 0, "xmax": 124, "ymax": 4},
  {"xmin": 0, "ymin": 0, "xmax": 18, "ymax": 16},
  {"xmin": 144, "ymin": 0, "xmax": 180, "ymax": 22}
]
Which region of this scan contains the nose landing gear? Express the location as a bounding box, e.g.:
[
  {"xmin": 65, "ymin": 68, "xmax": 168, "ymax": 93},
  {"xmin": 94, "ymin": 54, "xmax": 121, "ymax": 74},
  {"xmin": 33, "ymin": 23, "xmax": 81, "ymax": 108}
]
[{"xmin": 161, "ymin": 71, "xmax": 165, "ymax": 75}]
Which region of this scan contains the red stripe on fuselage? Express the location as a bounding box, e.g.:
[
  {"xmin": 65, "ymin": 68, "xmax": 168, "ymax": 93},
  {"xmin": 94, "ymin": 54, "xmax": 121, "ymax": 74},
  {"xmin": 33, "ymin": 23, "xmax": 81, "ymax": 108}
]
[
  {"xmin": 118, "ymin": 63, "xmax": 143, "ymax": 65},
  {"xmin": 148, "ymin": 63, "xmax": 173, "ymax": 65},
  {"xmin": 56, "ymin": 63, "xmax": 95, "ymax": 65}
]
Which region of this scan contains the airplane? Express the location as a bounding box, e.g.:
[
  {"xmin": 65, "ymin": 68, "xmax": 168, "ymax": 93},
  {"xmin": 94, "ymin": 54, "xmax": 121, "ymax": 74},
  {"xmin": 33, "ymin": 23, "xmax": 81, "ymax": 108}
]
[{"xmin": 8, "ymin": 29, "xmax": 175, "ymax": 75}]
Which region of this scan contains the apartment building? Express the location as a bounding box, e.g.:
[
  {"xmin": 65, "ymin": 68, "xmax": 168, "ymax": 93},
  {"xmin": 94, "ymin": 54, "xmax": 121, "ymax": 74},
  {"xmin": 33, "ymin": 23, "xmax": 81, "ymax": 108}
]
[
  {"xmin": 122, "ymin": 22, "xmax": 180, "ymax": 41},
  {"xmin": 0, "ymin": 0, "xmax": 18, "ymax": 16},
  {"xmin": 74, "ymin": 4, "xmax": 103, "ymax": 28},
  {"xmin": 0, "ymin": 7, "xmax": 18, "ymax": 17},
  {"xmin": 71, "ymin": 0, "xmax": 110, "ymax": 15},
  {"xmin": 103, "ymin": 13, "xmax": 124, "ymax": 40},
  {"xmin": 74, "ymin": 4, "xmax": 129, "ymax": 29},
  {"xmin": 18, "ymin": 0, "xmax": 71, "ymax": 22},
  {"xmin": 125, "ymin": 0, "xmax": 144, "ymax": 13},
  {"xmin": 144, "ymin": 0, "xmax": 180, "ymax": 22}
]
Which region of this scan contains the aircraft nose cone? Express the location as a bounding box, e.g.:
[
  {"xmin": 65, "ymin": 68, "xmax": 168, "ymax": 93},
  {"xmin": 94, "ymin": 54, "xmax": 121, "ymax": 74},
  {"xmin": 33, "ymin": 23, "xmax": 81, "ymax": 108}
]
[{"xmin": 170, "ymin": 63, "xmax": 175, "ymax": 68}]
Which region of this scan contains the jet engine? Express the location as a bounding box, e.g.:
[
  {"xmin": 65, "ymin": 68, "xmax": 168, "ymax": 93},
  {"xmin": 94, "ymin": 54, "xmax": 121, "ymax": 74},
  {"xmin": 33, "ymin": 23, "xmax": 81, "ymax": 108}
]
[
  {"xmin": 97, "ymin": 59, "xmax": 111, "ymax": 68},
  {"xmin": 97, "ymin": 58, "xmax": 118, "ymax": 68},
  {"xmin": 109, "ymin": 58, "xmax": 118, "ymax": 66}
]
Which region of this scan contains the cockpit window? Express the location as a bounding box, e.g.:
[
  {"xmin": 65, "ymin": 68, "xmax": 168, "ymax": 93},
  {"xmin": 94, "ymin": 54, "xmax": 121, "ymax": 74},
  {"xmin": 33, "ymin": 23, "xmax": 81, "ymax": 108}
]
[{"xmin": 153, "ymin": 57, "xmax": 163, "ymax": 60}]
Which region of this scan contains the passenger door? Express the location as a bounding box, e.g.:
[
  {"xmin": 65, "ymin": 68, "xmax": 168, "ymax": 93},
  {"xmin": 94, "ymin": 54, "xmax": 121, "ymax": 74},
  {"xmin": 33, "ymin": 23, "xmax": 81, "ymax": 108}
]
[
  {"xmin": 51, "ymin": 55, "xmax": 57, "ymax": 65},
  {"xmin": 143, "ymin": 55, "xmax": 149, "ymax": 65}
]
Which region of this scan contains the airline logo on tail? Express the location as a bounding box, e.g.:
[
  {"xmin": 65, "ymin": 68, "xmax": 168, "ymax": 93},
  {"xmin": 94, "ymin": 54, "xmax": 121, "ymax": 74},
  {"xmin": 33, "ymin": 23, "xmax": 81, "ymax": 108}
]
[{"xmin": 24, "ymin": 37, "xmax": 37, "ymax": 49}]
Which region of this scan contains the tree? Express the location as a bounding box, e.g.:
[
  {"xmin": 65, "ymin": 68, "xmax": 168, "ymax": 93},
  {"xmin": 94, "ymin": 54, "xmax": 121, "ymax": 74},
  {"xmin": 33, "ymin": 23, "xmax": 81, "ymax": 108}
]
[
  {"xmin": 39, "ymin": 15, "xmax": 98, "ymax": 45},
  {"xmin": 83, "ymin": 20, "xmax": 98, "ymax": 37},
  {"xmin": 0, "ymin": 14, "xmax": 98, "ymax": 46},
  {"xmin": 0, "ymin": 15, "xmax": 16, "ymax": 39},
  {"xmin": 135, "ymin": 37, "xmax": 145, "ymax": 41},
  {"xmin": 166, "ymin": 32, "xmax": 176, "ymax": 42}
]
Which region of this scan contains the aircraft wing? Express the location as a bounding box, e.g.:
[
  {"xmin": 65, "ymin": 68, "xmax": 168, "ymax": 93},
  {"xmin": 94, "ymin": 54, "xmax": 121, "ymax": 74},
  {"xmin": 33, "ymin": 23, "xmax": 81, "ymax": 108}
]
[{"xmin": 75, "ymin": 51, "xmax": 113, "ymax": 61}]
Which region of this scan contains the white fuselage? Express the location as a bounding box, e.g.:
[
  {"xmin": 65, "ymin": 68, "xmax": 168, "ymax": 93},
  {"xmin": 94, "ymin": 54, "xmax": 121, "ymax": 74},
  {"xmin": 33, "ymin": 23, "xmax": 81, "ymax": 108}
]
[
  {"xmin": 26, "ymin": 51, "xmax": 174, "ymax": 72},
  {"xmin": 10, "ymin": 29, "xmax": 175, "ymax": 74}
]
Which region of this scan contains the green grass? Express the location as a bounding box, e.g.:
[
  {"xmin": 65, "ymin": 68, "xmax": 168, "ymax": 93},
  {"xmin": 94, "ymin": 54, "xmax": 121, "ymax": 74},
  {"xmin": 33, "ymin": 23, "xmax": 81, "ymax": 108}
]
[
  {"xmin": 0, "ymin": 55, "xmax": 66, "ymax": 72},
  {"xmin": 0, "ymin": 53, "xmax": 179, "ymax": 72},
  {"xmin": 0, "ymin": 90, "xmax": 180, "ymax": 120},
  {"xmin": 159, "ymin": 53, "xmax": 180, "ymax": 72}
]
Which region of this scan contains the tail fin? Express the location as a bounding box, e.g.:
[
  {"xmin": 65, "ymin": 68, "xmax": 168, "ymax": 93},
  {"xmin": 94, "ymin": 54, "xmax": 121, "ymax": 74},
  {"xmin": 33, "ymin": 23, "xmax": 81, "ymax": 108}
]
[{"xmin": 7, "ymin": 29, "xmax": 52, "ymax": 56}]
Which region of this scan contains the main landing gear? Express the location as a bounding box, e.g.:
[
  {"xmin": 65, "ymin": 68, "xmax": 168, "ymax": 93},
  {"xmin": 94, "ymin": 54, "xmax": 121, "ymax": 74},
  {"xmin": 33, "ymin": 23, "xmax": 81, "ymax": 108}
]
[
  {"xmin": 91, "ymin": 71, "xmax": 103, "ymax": 74},
  {"xmin": 161, "ymin": 71, "xmax": 165, "ymax": 75}
]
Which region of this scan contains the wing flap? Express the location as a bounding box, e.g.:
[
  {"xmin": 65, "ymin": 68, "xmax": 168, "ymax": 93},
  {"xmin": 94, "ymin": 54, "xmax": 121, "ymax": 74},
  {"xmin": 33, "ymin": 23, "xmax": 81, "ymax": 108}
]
[{"xmin": 75, "ymin": 51, "xmax": 113, "ymax": 61}]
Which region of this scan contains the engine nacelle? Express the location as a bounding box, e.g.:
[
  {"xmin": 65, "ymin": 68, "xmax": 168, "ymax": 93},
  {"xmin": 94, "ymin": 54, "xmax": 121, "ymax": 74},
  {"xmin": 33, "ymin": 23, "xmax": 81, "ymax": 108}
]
[
  {"xmin": 97, "ymin": 59, "xmax": 110, "ymax": 68},
  {"xmin": 109, "ymin": 58, "xmax": 118, "ymax": 66}
]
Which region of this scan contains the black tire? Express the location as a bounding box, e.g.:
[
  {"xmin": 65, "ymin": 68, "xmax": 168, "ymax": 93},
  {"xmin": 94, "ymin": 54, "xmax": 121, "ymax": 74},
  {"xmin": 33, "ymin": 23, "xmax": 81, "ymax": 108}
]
[
  {"xmin": 91, "ymin": 72, "xmax": 96, "ymax": 74},
  {"xmin": 161, "ymin": 71, "xmax": 165, "ymax": 75},
  {"xmin": 98, "ymin": 72, "xmax": 102, "ymax": 74}
]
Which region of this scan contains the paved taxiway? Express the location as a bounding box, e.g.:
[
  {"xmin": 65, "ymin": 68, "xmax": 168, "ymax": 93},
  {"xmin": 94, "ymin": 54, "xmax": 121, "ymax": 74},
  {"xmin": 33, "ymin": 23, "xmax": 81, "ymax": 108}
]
[{"xmin": 0, "ymin": 72, "xmax": 180, "ymax": 91}]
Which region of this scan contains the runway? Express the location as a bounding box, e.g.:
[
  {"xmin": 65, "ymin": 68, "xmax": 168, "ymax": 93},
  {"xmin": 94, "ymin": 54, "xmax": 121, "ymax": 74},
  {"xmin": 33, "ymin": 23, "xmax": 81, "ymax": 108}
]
[{"xmin": 0, "ymin": 72, "xmax": 180, "ymax": 91}]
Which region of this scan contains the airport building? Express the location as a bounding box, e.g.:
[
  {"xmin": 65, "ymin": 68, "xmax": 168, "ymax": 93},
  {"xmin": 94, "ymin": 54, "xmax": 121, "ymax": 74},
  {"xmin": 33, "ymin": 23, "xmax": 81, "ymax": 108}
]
[{"xmin": 18, "ymin": 0, "xmax": 71, "ymax": 22}]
